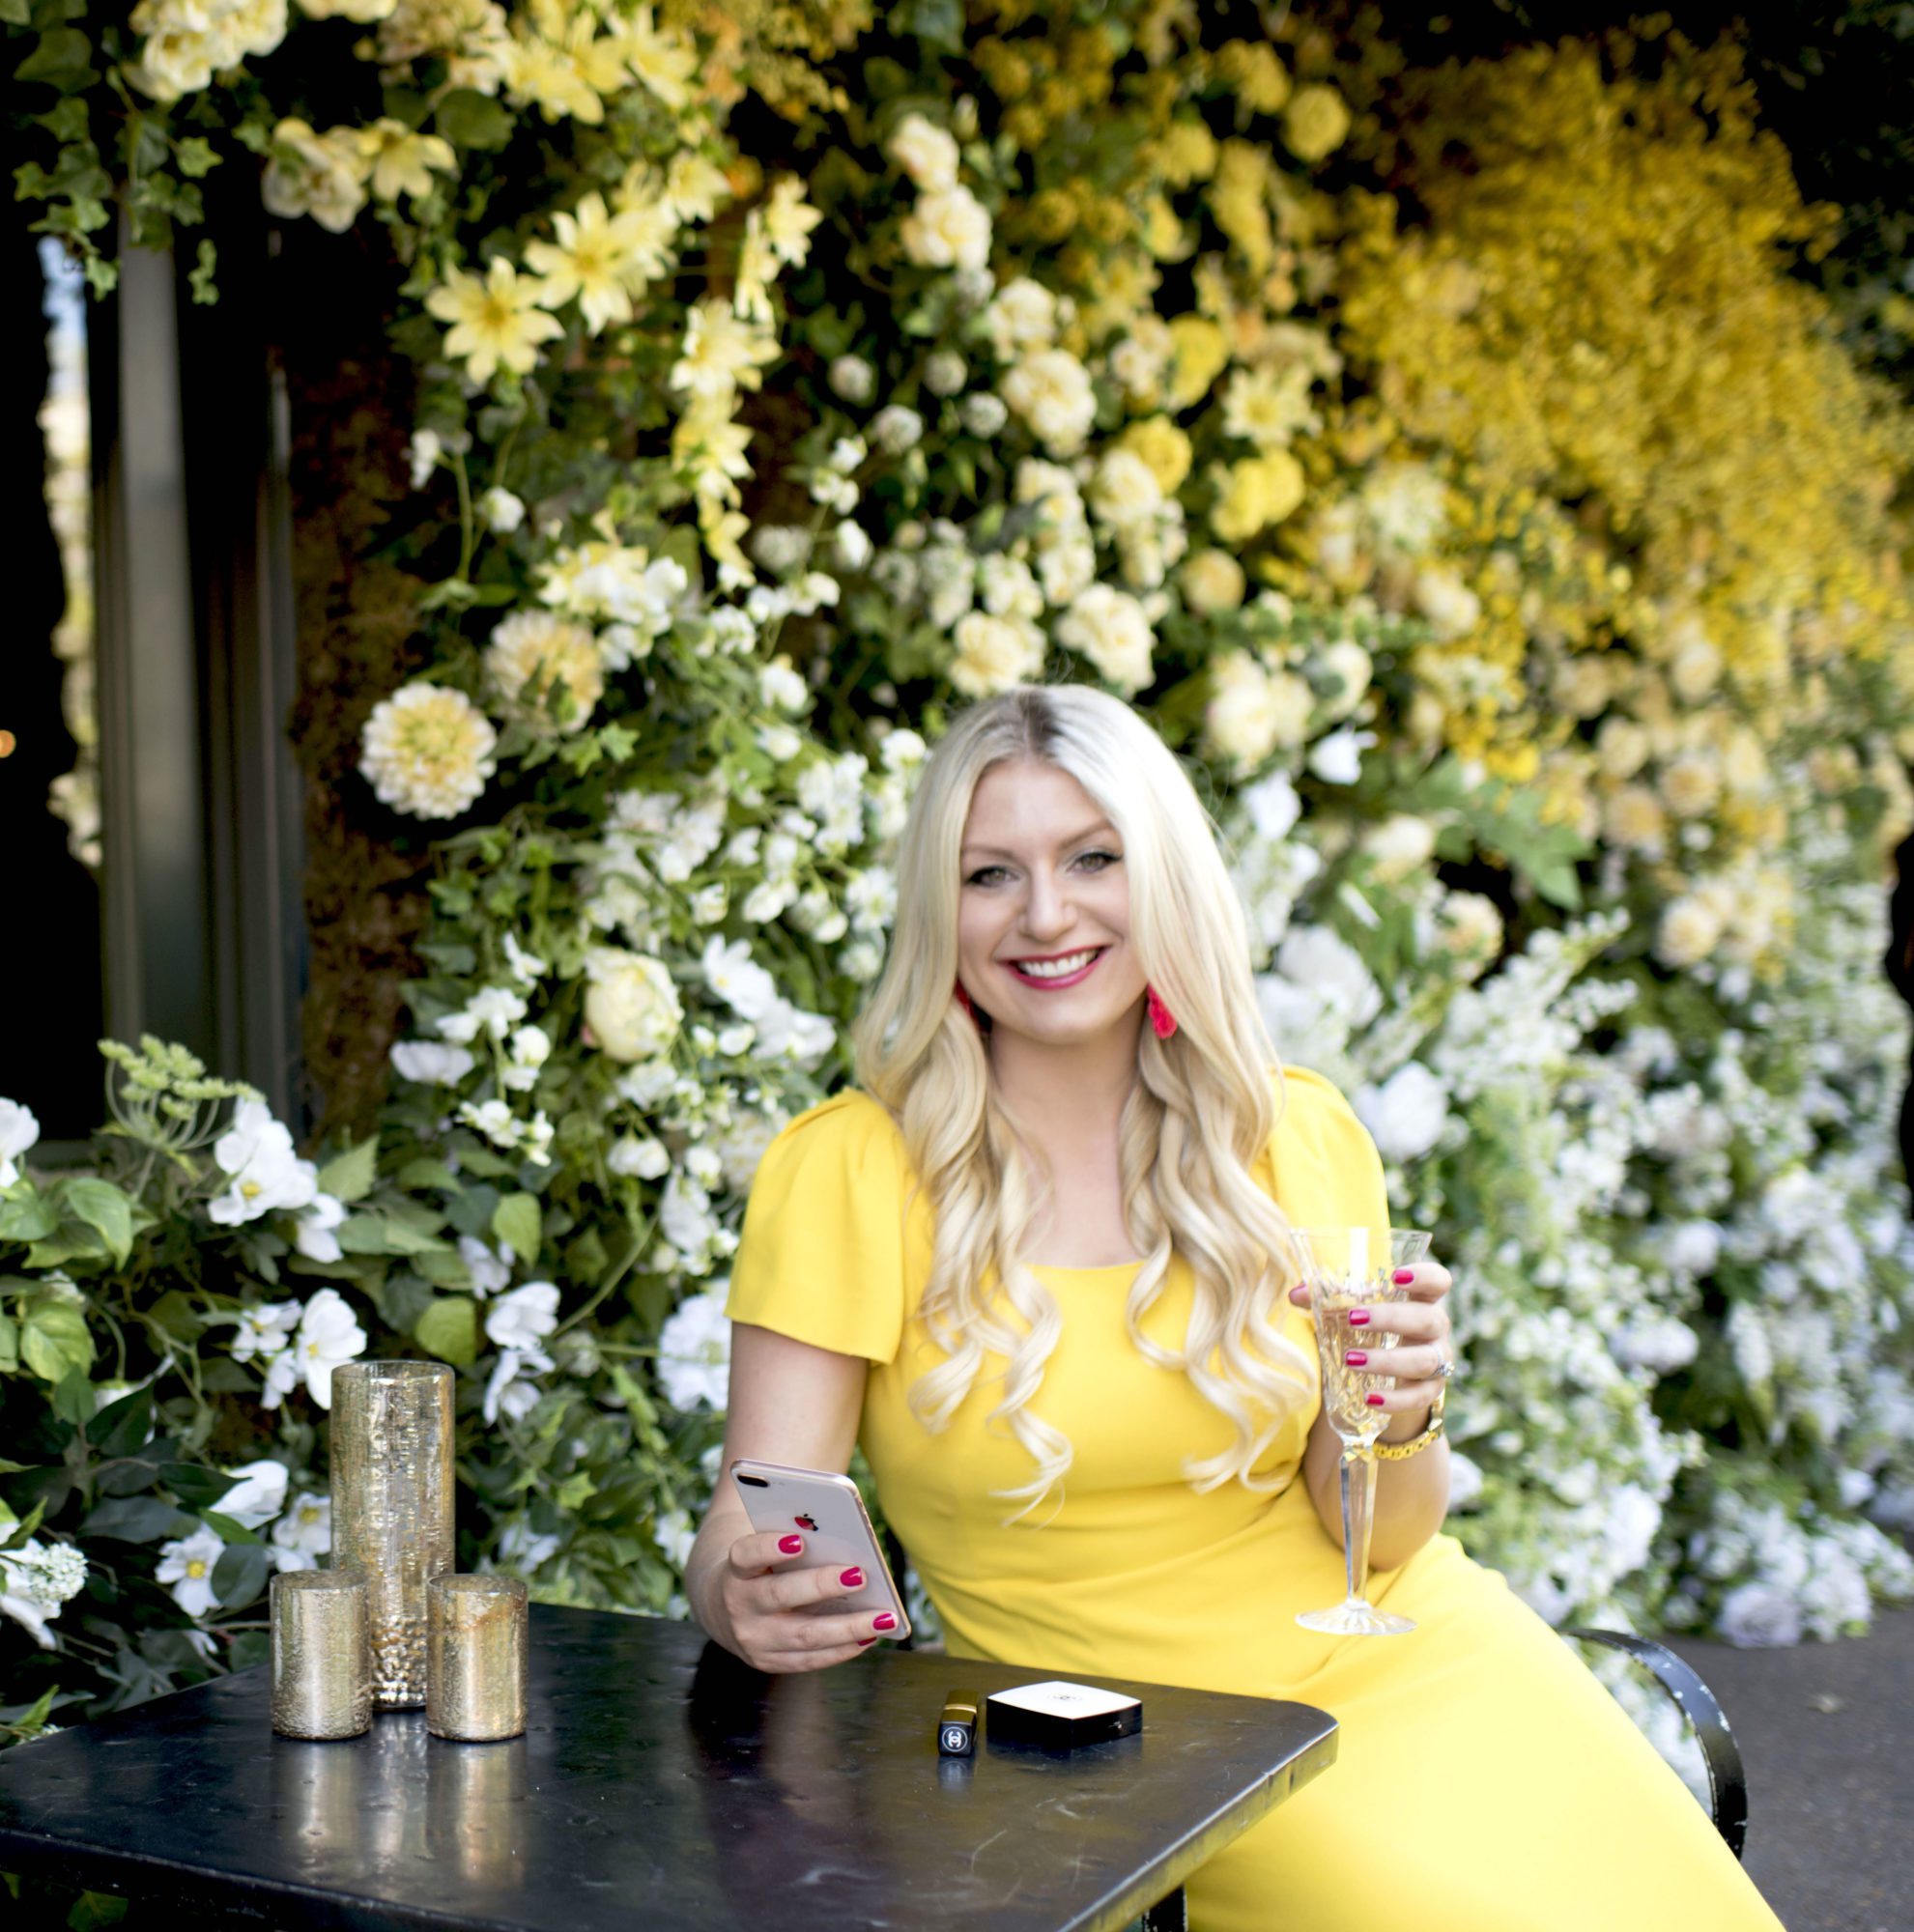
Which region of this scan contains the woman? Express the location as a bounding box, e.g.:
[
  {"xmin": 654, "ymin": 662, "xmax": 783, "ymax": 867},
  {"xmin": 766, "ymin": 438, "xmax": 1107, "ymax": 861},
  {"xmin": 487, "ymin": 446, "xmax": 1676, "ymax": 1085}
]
[{"xmin": 685, "ymin": 685, "xmax": 1780, "ymax": 1931}]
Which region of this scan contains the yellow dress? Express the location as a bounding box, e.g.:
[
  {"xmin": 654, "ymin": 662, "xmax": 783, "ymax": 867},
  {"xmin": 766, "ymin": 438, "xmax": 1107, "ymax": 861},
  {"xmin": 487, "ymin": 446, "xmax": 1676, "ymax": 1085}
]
[{"xmin": 725, "ymin": 1069, "xmax": 1782, "ymax": 1932}]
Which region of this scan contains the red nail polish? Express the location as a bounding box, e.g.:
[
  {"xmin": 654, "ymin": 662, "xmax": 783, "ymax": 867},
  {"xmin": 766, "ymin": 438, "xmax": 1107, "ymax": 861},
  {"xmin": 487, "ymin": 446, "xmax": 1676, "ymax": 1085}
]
[
  {"xmin": 1365, "ymin": 1393, "xmax": 1386, "ymax": 1407},
  {"xmin": 872, "ymin": 1612, "xmax": 898, "ymax": 1631},
  {"xmin": 856, "ymin": 1637, "xmax": 877, "ymax": 1647},
  {"xmin": 840, "ymin": 1567, "xmax": 865, "ymax": 1588},
  {"xmin": 1349, "ymin": 1309, "xmax": 1371, "ymax": 1326},
  {"xmin": 778, "ymin": 1534, "xmax": 803, "ymax": 1554},
  {"xmin": 1393, "ymin": 1268, "xmax": 1414, "ymax": 1285},
  {"xmin": 1346, "ymin": 1350, "xmax": 1369, "ymax": 1368}
]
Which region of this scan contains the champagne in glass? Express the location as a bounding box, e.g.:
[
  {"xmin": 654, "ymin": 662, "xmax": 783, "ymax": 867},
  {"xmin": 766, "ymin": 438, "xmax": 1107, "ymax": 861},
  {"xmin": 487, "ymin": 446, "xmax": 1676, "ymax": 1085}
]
[{"xmin": 1293, "ymin": 1226, "xmax": 1432, "ymax": 1637}]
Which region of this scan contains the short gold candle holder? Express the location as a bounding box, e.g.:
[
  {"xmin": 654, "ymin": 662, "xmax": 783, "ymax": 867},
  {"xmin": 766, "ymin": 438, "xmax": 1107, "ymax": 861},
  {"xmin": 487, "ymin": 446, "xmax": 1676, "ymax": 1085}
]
[
  {"xmin": 330, "ymin": 1358, "xmax": 455, "ymax": 1710},
  {"xmin": 427, "ymin": 1575, "xmax": 528, "ymax": 1742},
  {"xmin": 270, "ymin": 1569, "xmax": 372, "ymax": 1740}
]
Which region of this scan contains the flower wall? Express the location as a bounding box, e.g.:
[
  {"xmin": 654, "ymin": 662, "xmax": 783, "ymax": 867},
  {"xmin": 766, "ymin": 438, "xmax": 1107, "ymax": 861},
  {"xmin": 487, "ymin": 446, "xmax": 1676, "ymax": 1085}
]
[{"xmin": 6, "ymin": 0, "xmax": 1914, "ymax": 1776}]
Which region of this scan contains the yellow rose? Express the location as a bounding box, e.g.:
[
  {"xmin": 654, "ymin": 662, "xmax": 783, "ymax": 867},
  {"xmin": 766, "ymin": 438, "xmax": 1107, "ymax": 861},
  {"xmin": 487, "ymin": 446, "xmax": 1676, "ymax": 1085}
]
[
  {"xmin": 1119, "ymin": 416, "xmax": 1194, "ymax": 495},
  {"xmin": 1181, "ymin": 549, "xmax": 1246, "ymax": 614},
  {"xmin": 1211, "ymin": 451, "xmax": 1306, "ymax": 544},
  {"xmin": 1165, "ymin": 315, "xmax": 1230, "ymax": 411},
  {"xmin": 1156, "ymin": 120, "xmax": 1218, "ymax": 187},
  {"xmin": 1283, "ymin": 84, "xmax": 1352, "ymax": 165},
  {"xmin": 1216, "ymin": 41, "xmax": 1292, "ymax": 117}
]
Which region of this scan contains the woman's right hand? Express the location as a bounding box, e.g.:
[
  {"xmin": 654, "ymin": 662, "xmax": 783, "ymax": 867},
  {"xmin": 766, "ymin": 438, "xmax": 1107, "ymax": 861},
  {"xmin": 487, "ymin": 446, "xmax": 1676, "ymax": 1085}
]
[{"xmin": 701, "ymin": 1527, "xmax": 899, "ymax": 1674}]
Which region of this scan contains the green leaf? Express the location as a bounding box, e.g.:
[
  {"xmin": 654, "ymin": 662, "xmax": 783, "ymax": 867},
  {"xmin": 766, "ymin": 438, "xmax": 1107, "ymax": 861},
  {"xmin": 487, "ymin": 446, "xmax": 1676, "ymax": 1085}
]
[
  {"xmin": 414, "ymin": 1295, "xmax": 478, "ymax": 1365},
  {"xmin": 14, "ymin": 26, "xmax": 93, "ymax": 85},
  {"xmin": 80, "ymin": 1495, "xmax": 194, "ymax": 1542},
  {"xmin": 336, "ymin": 1212, "xmax": 449, "ymax": 1257},
  {"xmin": 51, "ymin": 1367, "xmax": 94, "ymax": 1425},
  {"xmin": 0, "ymin": 1311, "xmax": 15, "ymax": 1372},
  {"xmin": 21, "ymin": 1298, "xmax": 96, "ymax": 1382},
  {"xmin": 0, "ymin": 0, "xmax": 32, "ymax": 27},
  {"xmin": 198, "ymin": 1509, "xmax": 260, "ymax": 1545},
  {"xmin": 492, "ymin": 1192, "xmax": 541, "ymax": 1265},
  {"xmin": 58, "ymin": 1178, "xmax": 135, "ymax": 1267},
  {"xmin": 0, "ymin": 1191, "xmax": 60, "ymax": 1243},
  {"xmin": 145, "ymin": 1289, "xmax": 202, "ymax": 1341},
  {"xmin": 87, "ymin": 1386, "xmax": 154, "ymax": 1458},
  {"xmin": 161, "ymin": 1463, "xmax": 239, "ymax": 1510},
  {"xmin": 212, "ymin": 1542, "xmax": 270, "ymax": 1609},
  {"xmin": 317, "ymin": 1136, "xmax": 380, "ymax": 1205},
  {"xmin": 67, "ymin": 1887, "xmax": 129, "ymax": 1929},
  {"xmin": 396, "ymin": 1158, "xmax": 461, "ymax": 1191},
  {"xmin": 435, "ymin": 87, "xmax": 512, "ymax": 150}
]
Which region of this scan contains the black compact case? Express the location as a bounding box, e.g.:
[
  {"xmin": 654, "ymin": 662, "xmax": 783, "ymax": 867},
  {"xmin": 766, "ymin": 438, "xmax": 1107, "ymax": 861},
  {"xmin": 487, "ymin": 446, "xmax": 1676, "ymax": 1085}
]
[{"xmin": 985, "ymin": 1680, "xmax": 1143, "ymax": 1749}]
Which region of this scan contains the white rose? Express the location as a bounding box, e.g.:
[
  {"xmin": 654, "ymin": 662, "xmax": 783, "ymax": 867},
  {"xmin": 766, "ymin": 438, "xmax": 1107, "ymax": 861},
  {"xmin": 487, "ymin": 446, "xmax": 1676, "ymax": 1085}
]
[
  {"xmin": 983, "ymin": 276, "xmax": 1059, "ymax": 359},
  {"xmin": 1360, "ymin": 813, "xmax": 1437, "ymax": 882},
  {"xmin": 887, "ymin": 112, "xmax": 960, "ymax": 191},
  {"xmin": 900, "ymin": 185, "xmax": 992, "ymax": 272},
  {"xmin": 656, "ymin": 1289, "xmax": 731, "ymax": 1409},
  {"xmin": 478, "ymin": 486, "xmax": 525, "ymax": 533},
  {"xmin": 1055, "ymin": 583, "xmax": 1154, "ymax": 695},
  {"xmin": 583, "ymin": 949, "xmax": 683, "ymax": 1061},
  {"xmin": 1354, "ymin": 1062, "xmax": 1449, "ymax": 1165},
  {"xmin": 1001, "ymin": 348, "xmax": 1098, "ymax": 456},
  {"xmin": 949, "ymin": 611, "xmax": 1045, "ymax": 697},
  {"xmin": 485, "ymin": 1281, "xmax": 561, "ymax": 1351}
]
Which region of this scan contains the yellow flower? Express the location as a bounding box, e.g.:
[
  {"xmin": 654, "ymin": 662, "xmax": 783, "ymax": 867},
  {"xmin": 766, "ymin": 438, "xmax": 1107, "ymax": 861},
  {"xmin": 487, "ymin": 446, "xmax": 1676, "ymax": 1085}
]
[
  {"xmin": 525, "ymin": 191, "xmax": 671, "ymax": 333},
  {"xmin": 670, "ymin": 298, "xmax": 780, "ymax": 403},
  {"xmin": 672, "ymin": 399, "xmax": 755, "ymax": 505},
  {"xmin": 613, "ymin": 3, "xmax": 698, "ymax": 110},
  {"xmin": 355, "ymin": 118, "xmax": 455, "ymax": 203},
  {"xmin": 1220, "ymin": 363, "xmax": 1319, "ymax": 449},
  {"xmin": 1216, "ymin": 40, "xmax": 1293, "ymax": 118},
  {"xmin": 1165, "ymin": 315, "xmax": 1229, "ymax": 411},
  {"xmin": 1660, "ymin": 753, "xmax": 1722, "ymax": 819},
  {"xmin": 756, "ymin": 177, "xmax": 824, "ymax": 269},
  {"xmin": 485, "ymin": 611, "xmax": 604, "ymax": 732},
  {"xmin": 1155, "ymin": 119, "xmax": 1218, "ymax": 188},
  {"xmin": 1182, "ymin": 550, "xmax": 1246, "ymax": 614},
  {"xmin": 1210, "ymin": 451, "xmax": 1306, "ymax": 544},
  {"xmin": 424, "ymin": 257, "xmax": 564, "ymax": 383},
  {"xmin": 1119, "ymin": 416, "xmax": 1194, "ymax": 495},
  {"xmin": 1283, "ymin": 84, "xmax": 1352, "ymax": 165}
]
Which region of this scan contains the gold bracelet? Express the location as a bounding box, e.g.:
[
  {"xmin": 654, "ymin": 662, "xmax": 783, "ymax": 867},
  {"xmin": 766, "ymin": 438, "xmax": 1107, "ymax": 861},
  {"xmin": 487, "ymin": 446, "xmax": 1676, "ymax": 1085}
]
[{"xmin": 1373, "ymin": 1412, "xmax": 1445, "ymax": 1461}]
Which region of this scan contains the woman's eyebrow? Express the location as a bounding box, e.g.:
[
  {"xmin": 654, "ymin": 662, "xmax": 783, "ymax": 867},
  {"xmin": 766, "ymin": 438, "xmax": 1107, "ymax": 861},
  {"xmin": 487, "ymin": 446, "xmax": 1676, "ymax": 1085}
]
[{"xmin": 959, "ymin": 821, "xmax": 1118, "ymax": 863}]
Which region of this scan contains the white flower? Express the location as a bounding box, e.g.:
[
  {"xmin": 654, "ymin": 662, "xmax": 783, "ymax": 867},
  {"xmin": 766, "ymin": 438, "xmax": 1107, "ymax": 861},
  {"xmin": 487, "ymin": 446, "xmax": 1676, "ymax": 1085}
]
[
  {"xmin": 269, "ymin": 1493, "xmax": 331, "ymax": 1572},
  {"xmin": 1001, "ymin": 348, "xmax": 1097, "ymax": 456},
  {"xmin": 758, "ymin": 656, "xmax": 809, "ymax": 714},
  {"xmin": 0, "ymin": 1539, "xmax": 87, "ymax": 1649},
  {"xmin": 408, "ymin": 428, "xmax": 443, "ymax": 489},
  {"xmin": 1241, "ymin": 770, "xmax": 1302, "ymax": 841},
  {"xmin": 156, "ymin": 1528, "xmax": 227, "ymax": 1619},
  {"xmin": 216, "ymin": 1460, "xmax": 289, "ymax": 1530},
  {"xmin": 960, "ymin": 392, "xmax": 1008, "ymax": 438},
  {"xmin": 437, "ymin": 984, "xmax": 529, "ymax": 1044},
  {"xmin": 1205, "ymin": 652, "xmax": 1311, "ymax": 769},
  {"xmin": 900, "ymin": 185, "xmax": 992, "ymax": 272},
  {"xmin": 887, "ymin": 112, "xmax": 960, "ymax": 190},
  {"xmin": 502, "ymin": 931, "xmax": 548, "ymax": 986},
  {"xmin": 209, "ymin": 1101, "xmax": 319, "ymax": 1226},
  {"xmin": 478, "ymin": 486, "xmax": 526, "ymax": 533},
  {"xmin": 828, "ymin": 355, "xmax": 875, "ymax": 404},
  {"xmin": 701, "ymin": 935, "xmax": 781, "ymax": 1020},
  {"xmin": 389, "ymin": 1039, "xmax": 475, "ymax": 1085},
  {"xmin": 754, "ymin": 998, "xmax": 836, "ymax": 1067},
  {"xmin": 458, "ymin": 1235, "xmax": 514, "ymax": 1296},
  {"xmin": 293, "ymin": 1192, "xmax": 347, "ymax": 1263},
  {"xmin": 483, "ymin": 1345, "xmax": 553, "ymax": 1424},
  {"xmin": 1718, "ymin": 1580, "xmax": 1803, "ymax": 1649},
  {"xmin": 871, "ymin": 405, "xmax": 925, "ymax": 456},
  {"xmin": 660, "ymin": 1172, "xmax": 718, "ymax": 1258},
  {"xmin": 609, "ymin": 1134, "xmax": 671, "ymax": 1179},
  {"xmin": 1271, "ymin": 924, "xmax": 1384, "ymax": 1030},
  {"xmin": 485, "ymin": 1281, "xmax": 561, "ymax": 1351},
  {"xmin": 0, "ymin": 1100, "xmax": 41, "ymax": 1187},
  {"xmin": 485, "ymin": 610, "xmax": 605, "ymax": 732},
  {"xmin": 1360, "ymin": 813, "xmax": 1437, "ymax": 882},
  {"xmin": 653, "ymin": 1506, "xmax": 699, "ymax": 1572},
  {"xmin": 358, "ymin": 682, "xmax": 498, "ymax": 819},
  {"xmin": 983, "ymin": 276, "xmax": 1059, "ymax": 359},
  {"xmin": 656, "ymin": 1289, "xmax": 731, "ymax": 1409},
  {"xmin": 950, "ymin": 611, "xmax": 1045, "ymax": 697},
  {"xmin": 584, "ymin": 948, "xmax": 683, "ymax": 1061},
  {"xmin": 1354, "ymin": 1062, "xmax": 1450, "ymax": 1165},
  {"xmin": 1446, "ymin": 1452, "xmax": 1484, "ymax": 1512},
  {"xmin": 1055, "ymin": 583, "xmax": 1155, "ymax": 695},
  {"xmin": 1307, "ymin": 725, "xmax": 1377, "ymax": 786},
  {"xmin": 231, "ymin": 1298, "xmax": 301, "ymax": 1365},
  {"xmin": 291, "ymin": 1288, "xmax": 367, "ymax": 1408},
  {"xmin": 500, "ymin": 1024, "xmax": 551, "ymax": 1093},
  {"xmin": 496, "ymin": 1518, "xmax": 562, "ymax": 1571}
]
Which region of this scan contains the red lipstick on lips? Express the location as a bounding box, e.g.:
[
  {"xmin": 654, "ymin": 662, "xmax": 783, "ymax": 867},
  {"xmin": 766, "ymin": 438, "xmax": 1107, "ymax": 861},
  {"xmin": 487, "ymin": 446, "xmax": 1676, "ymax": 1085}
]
[{"xmin": 1001, "ymin": 946, "xmax": 1108, "ymax": 990}]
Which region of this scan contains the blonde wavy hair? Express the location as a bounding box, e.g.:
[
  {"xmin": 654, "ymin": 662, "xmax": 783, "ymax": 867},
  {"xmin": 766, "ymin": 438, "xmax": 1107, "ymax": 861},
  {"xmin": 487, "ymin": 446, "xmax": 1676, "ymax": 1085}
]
[{"xmin": 851, "ymin": 685, "xmax": 1313, "ymax": 1517}]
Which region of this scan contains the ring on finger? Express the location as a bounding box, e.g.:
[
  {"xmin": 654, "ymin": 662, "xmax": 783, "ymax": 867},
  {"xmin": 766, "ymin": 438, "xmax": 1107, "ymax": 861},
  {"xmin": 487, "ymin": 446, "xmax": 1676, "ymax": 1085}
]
[{"xmin": 1436, "ymin": 1355, "xmax": 1461, "ymax": 1380}]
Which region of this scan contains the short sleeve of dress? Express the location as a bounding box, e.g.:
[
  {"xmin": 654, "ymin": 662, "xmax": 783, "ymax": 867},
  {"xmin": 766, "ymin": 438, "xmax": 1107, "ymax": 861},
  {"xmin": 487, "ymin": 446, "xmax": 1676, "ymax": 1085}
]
[
  {"xmin": 1264, "ymin": 1064, "xmax": 1393, "ymax": 1235},
  {"xmin": 724, "ymin": 1090, "xmax": 914, "ymax": 1365}
]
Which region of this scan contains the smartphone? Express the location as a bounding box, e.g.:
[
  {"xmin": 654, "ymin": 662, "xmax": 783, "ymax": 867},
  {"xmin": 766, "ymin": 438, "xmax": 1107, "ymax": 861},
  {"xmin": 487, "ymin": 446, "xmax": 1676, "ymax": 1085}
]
[{"xmin": 728, "ymin": 1458, "xmax": 911, "ymax": 1638}]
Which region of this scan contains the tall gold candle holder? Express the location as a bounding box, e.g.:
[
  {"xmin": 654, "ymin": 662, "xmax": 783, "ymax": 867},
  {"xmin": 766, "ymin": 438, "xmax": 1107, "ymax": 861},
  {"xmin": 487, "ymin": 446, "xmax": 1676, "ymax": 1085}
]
[
  {"xmin": 270, "ymin": 1569, "xmax": 371, "ymax": 1739},
  {"xmin": 329, "ymin": 1359, "xmax": 455, "ymax": 1709},
  {"xmin": 427, "ymin": 1575, "xmax": 528, "ymax": 1742}
]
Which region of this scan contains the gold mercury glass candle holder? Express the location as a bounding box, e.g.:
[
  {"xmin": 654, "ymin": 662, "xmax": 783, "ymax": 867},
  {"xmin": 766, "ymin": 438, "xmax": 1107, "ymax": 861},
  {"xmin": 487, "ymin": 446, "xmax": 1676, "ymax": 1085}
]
[
  {"xmin": 329, "ymin": 1359, "xmax": 455, "ymax": 1709},
  {"xmin": 427, "ymin": 1575, "xmax": 528, "ymax": 1742},
  {"xmin": 270, "ymin": 1569, "xmax": 372, "ymax": 1740}
]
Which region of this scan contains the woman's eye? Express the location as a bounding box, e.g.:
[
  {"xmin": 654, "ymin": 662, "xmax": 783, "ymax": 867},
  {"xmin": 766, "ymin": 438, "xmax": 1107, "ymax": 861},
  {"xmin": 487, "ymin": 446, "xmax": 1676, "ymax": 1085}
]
[
  {"xmin": 1075, "ymin": 850, "xmax": 1119, "ymax": 872},
  {"xmin": 965, "ymin": 865, "xmax": 1008, "ymax": 887}
]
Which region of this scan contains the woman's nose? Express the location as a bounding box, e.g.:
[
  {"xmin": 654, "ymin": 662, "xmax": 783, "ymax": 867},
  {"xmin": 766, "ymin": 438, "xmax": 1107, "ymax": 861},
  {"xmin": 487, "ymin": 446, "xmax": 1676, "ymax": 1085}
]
[{"xmin": 1019, "ymin": 867, "xmax": 1075, "ymax": 940}]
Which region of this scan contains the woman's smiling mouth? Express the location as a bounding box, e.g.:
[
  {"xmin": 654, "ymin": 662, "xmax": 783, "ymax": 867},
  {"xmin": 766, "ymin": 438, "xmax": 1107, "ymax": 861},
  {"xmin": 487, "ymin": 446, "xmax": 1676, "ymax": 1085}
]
[{"xmin": 1004, "ymin": 946, "xmax": 1108, "ymax": 987}]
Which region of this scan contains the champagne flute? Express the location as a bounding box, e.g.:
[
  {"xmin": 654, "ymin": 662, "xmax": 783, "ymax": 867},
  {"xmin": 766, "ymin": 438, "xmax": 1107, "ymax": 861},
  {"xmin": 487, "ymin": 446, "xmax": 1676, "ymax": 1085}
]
[{"xmin": 1293, "ymin": 1226, "xmax": 1433, "ymax": 1637}]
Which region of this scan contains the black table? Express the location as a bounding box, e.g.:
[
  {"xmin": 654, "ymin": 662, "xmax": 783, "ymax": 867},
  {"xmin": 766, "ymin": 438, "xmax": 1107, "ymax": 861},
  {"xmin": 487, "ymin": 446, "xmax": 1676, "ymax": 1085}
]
[{"xmin": 0, "ymin": 1604, "xmax": 1337, "ymax": 1931}]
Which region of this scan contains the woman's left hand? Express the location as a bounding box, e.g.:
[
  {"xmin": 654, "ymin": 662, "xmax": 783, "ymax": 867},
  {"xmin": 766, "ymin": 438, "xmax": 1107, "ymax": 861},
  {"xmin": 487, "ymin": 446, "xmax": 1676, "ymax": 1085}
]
[{"xmin": 1288, "ymin": 1258, "xmax": 1457, "ymax": 1430}]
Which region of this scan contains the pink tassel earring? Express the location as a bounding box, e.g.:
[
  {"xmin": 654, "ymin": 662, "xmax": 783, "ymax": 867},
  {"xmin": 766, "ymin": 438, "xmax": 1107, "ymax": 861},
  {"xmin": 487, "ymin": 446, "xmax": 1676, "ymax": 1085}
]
[{"xmin": 1146, "ymin": 984, "xmax": 1178, "ymax": 1040}]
